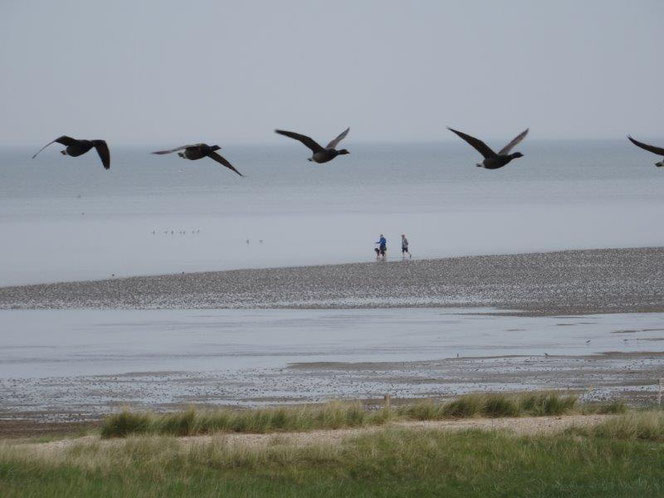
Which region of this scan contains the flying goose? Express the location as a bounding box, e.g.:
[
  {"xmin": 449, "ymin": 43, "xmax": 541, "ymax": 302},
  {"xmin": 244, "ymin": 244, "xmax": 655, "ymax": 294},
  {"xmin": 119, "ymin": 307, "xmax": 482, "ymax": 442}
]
[
  {"xmin": 627, "ymin": 136, "xmax": 664, "ymax": 167},
  {"xmin": 448, "ymin": 127, "xmax": 529, "ymax": 169},
  {"xmin": 32, "ymin": 136, "xmax": 110, "ymax": 170},
  {"xmin": 275, "ymin": 127, "xmax": 350, "ymax": 163},
  {"xmin": 152, "ymin": 143, "xmax": 243, "ymax": 176}
]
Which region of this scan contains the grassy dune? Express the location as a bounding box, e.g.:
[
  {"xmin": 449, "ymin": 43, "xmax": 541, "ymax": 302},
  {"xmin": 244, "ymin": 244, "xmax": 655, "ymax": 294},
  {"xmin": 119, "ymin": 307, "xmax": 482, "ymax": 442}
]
[
  {"xmin": 100, "ymin": 392, "xmax": 625, "ymax": 438},
  {"xmin": 567, "ymin": 410, "xmax": 664, "ymax": 442},
  {"xmin": 101, "ymin": 400, "xmax": 390, "ymax": 438},
  {"xmin": 1, "ymin": 411, "xmax": 663, "ymax": 497}
]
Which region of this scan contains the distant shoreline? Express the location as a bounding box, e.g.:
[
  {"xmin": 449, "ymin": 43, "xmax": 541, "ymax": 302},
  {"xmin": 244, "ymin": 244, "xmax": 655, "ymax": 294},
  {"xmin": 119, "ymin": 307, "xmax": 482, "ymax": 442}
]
[{"xmin": 1, "ymin": 247, "xmax": 663, "ymax": 315}]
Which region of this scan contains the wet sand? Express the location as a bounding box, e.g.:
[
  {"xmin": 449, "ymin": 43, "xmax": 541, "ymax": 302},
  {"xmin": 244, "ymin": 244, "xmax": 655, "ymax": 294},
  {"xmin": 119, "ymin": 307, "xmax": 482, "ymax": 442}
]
[
  {"xmin": 2, "ymin": 349, "xmax": 662, "ymax": 429},
  {"xmin": 2, "ymin": 308, "xmax": 663, "ymax": 421},
  {"xmin": 1, "ymin": 247, "xmax": 663, "ymax": 314}
]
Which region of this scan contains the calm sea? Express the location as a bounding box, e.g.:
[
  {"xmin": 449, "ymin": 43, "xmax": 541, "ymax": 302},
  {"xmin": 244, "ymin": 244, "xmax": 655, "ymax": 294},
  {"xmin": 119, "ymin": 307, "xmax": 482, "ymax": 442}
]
[{"xmin": 0, "ymin": 140, "xmax": 662, "ymax": 284}]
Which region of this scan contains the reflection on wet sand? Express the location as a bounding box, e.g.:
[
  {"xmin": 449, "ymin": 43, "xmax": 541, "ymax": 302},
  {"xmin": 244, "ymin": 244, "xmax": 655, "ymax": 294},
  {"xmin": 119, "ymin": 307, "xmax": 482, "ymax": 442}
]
[{"xmin": 1, "ymin": 308, "xmax": 663, "ymax": 422}]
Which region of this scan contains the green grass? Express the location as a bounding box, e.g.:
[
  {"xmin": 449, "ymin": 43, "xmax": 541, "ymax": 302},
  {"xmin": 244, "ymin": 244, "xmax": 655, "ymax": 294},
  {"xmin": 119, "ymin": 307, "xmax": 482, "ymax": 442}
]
[
  {"xmin": 101, "ymin": 401, "xmax": 393, "ymax": 438},
  {"xmin": 567, "ymin": 411, "xmax": 664, "ymax": 442},
  {"xmin": 398, "ymin": 392, "xmax": 581, "ymax": 420},
  {"xmin": 101, "ymin": 393, "xmax": 584, "ymax": 438},
  {"xmin": 2, "ymin": 412, "xmax": 664, "ymax": 497},
  {"xmin": 581, "ymin": 399, "xmax": 629, "ymax": 415}
]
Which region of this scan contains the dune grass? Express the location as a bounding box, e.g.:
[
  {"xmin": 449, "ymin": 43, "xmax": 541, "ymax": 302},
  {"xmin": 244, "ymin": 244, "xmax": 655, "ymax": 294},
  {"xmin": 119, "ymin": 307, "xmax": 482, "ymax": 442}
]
[
  {"xmin": 397, "ymin": 392, "xmax": 581, "ymax": 420},
  {"xmin": 581, "ymin": 399, "xmax": 629, "ymax": 415},
  {"xmin": 101, "ymin": 401, "xmax": 392, "ymax": 438},
  {"xmin": 567, "ymin": 410, "xmax": 664, "ymax": 442},
  {"xmin": 100, "ymin": 392, "xmax": 604, "ymax": 438},
  {"xmin": 2, "ymin": 412, "xmax": 664, "ymax": 497}
]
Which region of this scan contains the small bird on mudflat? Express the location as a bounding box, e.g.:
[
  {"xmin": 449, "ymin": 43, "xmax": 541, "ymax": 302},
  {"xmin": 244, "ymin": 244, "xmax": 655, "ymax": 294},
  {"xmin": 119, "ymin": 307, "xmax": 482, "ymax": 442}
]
[
  {"xmin": 275, "ymin": 127, "xmax": 350, "ymax": 164},
  {"xmin": 32, "ymin": 136, "xmax": 110, "ymax": 170},
  {"xmin": 151, "ymin": 144, "xmax": 243, "ymax": 176},
  {"xmin": 448, "ymin": 127, "xmax": 529, "ymax": 169},
  {"xmin": 627, "ymin": 136, "xmax": 664, "ymax": 168}
]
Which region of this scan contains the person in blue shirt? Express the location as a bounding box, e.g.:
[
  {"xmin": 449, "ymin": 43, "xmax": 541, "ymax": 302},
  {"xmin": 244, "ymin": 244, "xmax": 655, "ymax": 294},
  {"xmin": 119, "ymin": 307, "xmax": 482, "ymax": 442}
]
[{"xmin": 374, "ymin": 234, "xmax": 387, "ymax": 260}]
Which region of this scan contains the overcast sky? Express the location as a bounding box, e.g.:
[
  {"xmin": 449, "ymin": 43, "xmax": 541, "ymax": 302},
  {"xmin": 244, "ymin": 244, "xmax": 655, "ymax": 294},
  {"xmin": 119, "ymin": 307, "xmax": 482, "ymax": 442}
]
[{"xmin": 1, "ymin": 0, "xmax": 662, "ymax": 145}]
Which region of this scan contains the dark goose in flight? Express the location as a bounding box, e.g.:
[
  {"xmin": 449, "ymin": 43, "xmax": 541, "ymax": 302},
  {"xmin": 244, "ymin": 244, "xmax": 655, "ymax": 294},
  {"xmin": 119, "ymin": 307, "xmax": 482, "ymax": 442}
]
[
  {"xmin": 448, "ymin": 127, "xmax": 529, "ymax": 169},
  {"xmin": 152, "ymin": 143, "xmax": 243, "ymax": 176},
  {"xmin": 275, "ymin": 127, "xmax": 350, "ymax": 164},
  {"xmin": 628, "ymin": 136, "xmax": 664, "ymax": 167},
  {"xmin": 32, "ymin": 136, "xmax": 110, "ymax": 170}
]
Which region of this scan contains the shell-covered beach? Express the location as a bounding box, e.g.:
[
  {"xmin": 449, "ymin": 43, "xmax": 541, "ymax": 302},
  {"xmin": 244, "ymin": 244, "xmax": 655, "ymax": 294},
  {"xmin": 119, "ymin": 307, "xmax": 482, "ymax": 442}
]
[{"xmin": 2, "ymin": 247, "xmax": 662, "ymax": 314}]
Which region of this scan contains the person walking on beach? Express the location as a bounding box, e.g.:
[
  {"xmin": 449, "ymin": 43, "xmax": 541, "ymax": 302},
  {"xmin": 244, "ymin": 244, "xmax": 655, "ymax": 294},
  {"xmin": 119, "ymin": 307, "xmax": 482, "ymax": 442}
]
[
  {"xmin": 375, "ymin": 234, "xmax": 387, "ymax": 261},
  {"xmin": 401, "ymin": 234, "xmax": 411, "ymax": 259}
]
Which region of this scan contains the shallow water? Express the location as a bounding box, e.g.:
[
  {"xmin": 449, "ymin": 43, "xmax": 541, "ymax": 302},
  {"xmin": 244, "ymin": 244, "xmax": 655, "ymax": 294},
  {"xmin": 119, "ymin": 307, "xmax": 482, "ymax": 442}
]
[
  {"xmin": 1, "ymin": 308, "xmax": 663, "ymax": 418},
  {"xmin": 1, "ymin": 141, "xmax": 663, "ymax": 285},
  {"xmin": 3, "ymin": 308, "xmax": 663, "ymax": 379}
]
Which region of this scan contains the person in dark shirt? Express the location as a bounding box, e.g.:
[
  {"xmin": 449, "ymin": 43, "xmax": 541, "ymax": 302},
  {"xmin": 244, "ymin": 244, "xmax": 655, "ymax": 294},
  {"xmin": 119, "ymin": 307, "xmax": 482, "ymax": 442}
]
[{"xmin": 401, "ymin": 234, "xmax": 411, "ymax": 259}]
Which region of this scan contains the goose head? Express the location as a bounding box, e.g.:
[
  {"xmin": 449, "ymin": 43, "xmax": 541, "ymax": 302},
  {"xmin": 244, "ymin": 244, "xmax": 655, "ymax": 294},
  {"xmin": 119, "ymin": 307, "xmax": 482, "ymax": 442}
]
[
  {"xmin": 210, "ymin": 145, "xmax": 221, "ymax": 152},
  {"xmin": 338, "ymin": 149, "xmax": 350, "ymax": 155},
  {"xmin": 510, "ymin": 152, "xmax": 524, "ymax": 159}
]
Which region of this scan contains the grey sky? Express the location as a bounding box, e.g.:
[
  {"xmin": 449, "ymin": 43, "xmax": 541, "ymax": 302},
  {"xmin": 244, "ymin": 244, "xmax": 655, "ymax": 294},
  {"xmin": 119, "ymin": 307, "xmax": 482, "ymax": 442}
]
[{"xmin": 1, "ymin": 0, "xmax": 662, "ymax": 145}]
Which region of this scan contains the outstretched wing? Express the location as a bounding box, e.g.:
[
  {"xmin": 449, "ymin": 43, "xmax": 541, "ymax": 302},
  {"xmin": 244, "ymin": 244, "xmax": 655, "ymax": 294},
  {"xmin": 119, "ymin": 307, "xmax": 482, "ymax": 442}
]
[
  {"xmin": 92, "ymin": 140, "xmax": 111, "ymax": 170},
  {"xmin": 326, "ymin": 127, "xmax": 350, "ymax": 149},
  {"xmin": 498, "ymin": 128, "xmax": 529, "ymax": 155},
  {"xmin": 447, "ymin": 127, "xmax": 495, "ymax": 158},
  {"xmin": 32, "ymin": 135, "xmax": 77, "ymax": 159},
  {"xmin": 151, "ymin": 145, "xmax": 196, "ymax": 155},
  {"xmin": 208, "ymin": 151, "xmax": 243, "ymax": 177},
  {"xmin": 628, "ymin": 136, "xmax": 664, "ymax": 156},
  {"xmin": 274, "ymin": 130, "xmax": 324, "ymax": 153}
]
